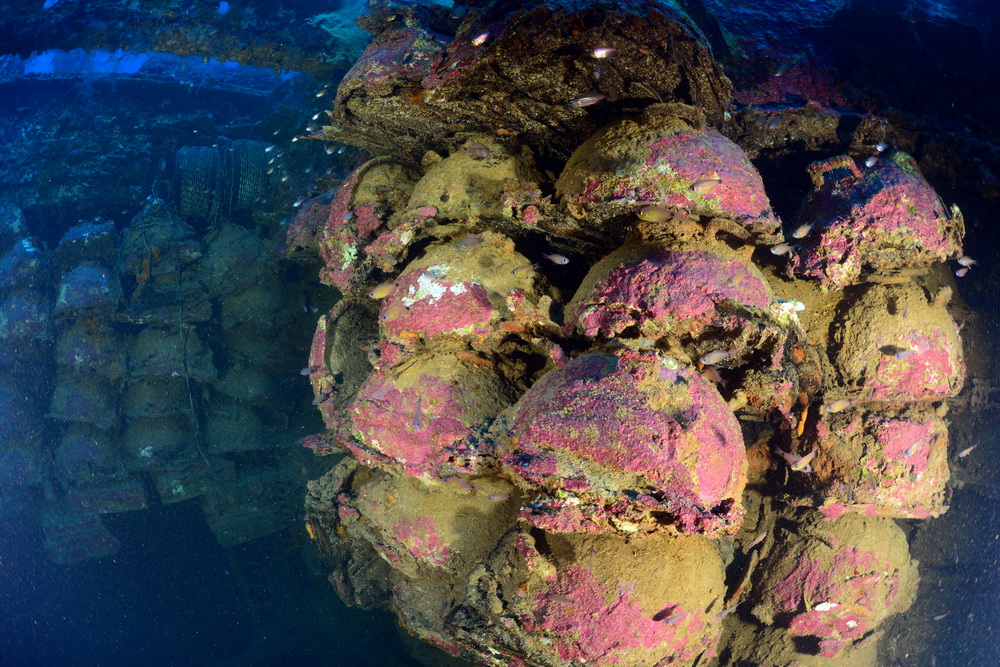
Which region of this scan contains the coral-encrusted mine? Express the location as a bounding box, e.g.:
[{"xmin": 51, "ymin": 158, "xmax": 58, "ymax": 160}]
[
  {"xmin": 566, "ymin": 243, "xmax": 774, "ymax": 342},
  {"xmin": 813, "ymin": 407, "xmax": 950, "ymax": 519},
  {"xmin": 497, "ymin": 349, "xmax": 746, "ymax": 536},
  {"xmin": 796, "ymin": 151, "xmax": 964, "ymax": 289},
  {"xmin": 751, "ymin": 514, "xmax": 918, "ymax": 659},
  {"xmin": 347, "ymin": 358, "xmax": 517, "ymax": 478},
  {"xmin": 831, "ymin": 283, "xmax": 965, "ymax": 402},
  {"xmin": 557, "ymin": 105, "xmax": 782, "ymax": 238},
  {"xmin": 300, "ymin": 2, "xmax": 969, "ymax": 665},
  {"xmin": 454, "ymin": 529, "xmax": 728, "ymax": 667}
]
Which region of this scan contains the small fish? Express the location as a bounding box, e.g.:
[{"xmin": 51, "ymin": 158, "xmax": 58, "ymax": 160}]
[
  {"xmin": 299, "ymin": 367, "xmax": 313, "ymax": 376},
  {"xmin": 690, "ymin": 172, "xmax": 722, "ymax": 195},
  {"xmin": 545, "ymin": 593, "xmax": 575, "ymax": 606},
  {"xmin": 716, "ymin": 601, "xmax": 741, "ymax": 619},
  {"xmin": 865, "ymin": 156, "xmax": 878, "ymax": 168},
  {"xmin": 487, "ymin": 493, "xmax": 511, "ymax": 502},
  {"xmin": 699, "ymin": 350, "xmax": 732, "ymax": 366},
  {"xmin": 825, "ymin": 399, "xmax": 856, "ymax": 413},
  {"xmin": 311, "ymin": 306, "xmax": 319, "ymax": 313},
  {"xmin": 958, "ymin": 444, "xmax": 977, "ymax": 458},
  {"xmin": 957, "ymin": 255, "xmax": 977, "ymax": 267},
  {"xmin": 591, "ymin": 46, "xmax": 617, "ymax": 58},
  {"xmin": 265, "ymin": 145, "xmax": 275, "ymax": 153},
  {"xmin": 311, "ymin": 391, "xmax": 331, "ymax": 406},
  {"xmin": 325, "ymin": 145, "xmax": 336, "ymax": 154},
  {"xmin": 875, "ymin": 141, "xmax": 888, "ymax": 152},
  {"xmin": 894, "ymin": 350, "xmax": 915, "ymax": 361},
  {"xmin": 770, "ymin": 243, "xmax": 794, "ymax": 256},
  {"xmin": 312, "ymin": 112, "xmax": 323, "ymax": 120},
  {"xmin": 568, "ymin": 94, "xmax": 607, "ymax": 108},
  {"xmin": 903, "ymin": 439, "xmax": 926, "ymax": 458},
  {"xmin": 511, "ymin": 263, "xmax": 539, "ymax": 276},
  {"xmin": 659, "ymin": 610, "xmax": 690, "ymax": 626},
  {"xmin": 293, "ymin": 197, "xmax": 306, "ymax": 208},
  {"xmin": 412, "ymin": 397, "xmax": 423, "ymax": 432},
  {"xmin": 315, "ymin": 90, "xmax": 326, "ymax": 98},
  {"xmin": 369, "ymin": 281, "xmax": 397, "ymax": 299},
  {"xmin": 543, "ymin": 253, "xmax": 569, "ymax": 265},
  {"xmin": 791, "ymin": 224, "xmax": 812, "ymax": 239},
  {"xmin": 702, "ymin": 366, "xmax": 728, "ymax": 389},
  {"xmin": 281, "ymin": 174, "xmax": 290, "ymax": 182},
  {"xmin": 442, "ymin": 475, "xmax": 474, "ymax": 491},
  {"xmin": 773, "ymin": 445, "xmax": 818, "ymax": 472},
  {"xmin": 635, "ymin": 205, "xmax": 675, "ymax": 223},
  {"xmin": 455, "ymin": 235, "xmax": 483, "ymax": 250},
  {"xmin": 463, "ymin": 143, "xmax": 489, "ymax": 159},
  {"xmin": 933, "ymin": 613, "xmax": 949, "ymax": 621},
  {"xmin": 747, "ymin": 531, "xmax": 767, "ymax": 550},
  {"xmin": 956, "ymin": 267, "xmax": 969, "ymax": 277},
  {"xmin": 471, "ymin": 31, "xmax": 489, "ymax": 46},
  {"xmin": 380, "ymin": 304, "xmax": 409, "ymax": 322}
]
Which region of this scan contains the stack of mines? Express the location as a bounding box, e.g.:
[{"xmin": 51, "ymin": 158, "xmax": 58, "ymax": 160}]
[{"xmin": 293, "ymin": 2, "xmax": 966, "ymax": 665}]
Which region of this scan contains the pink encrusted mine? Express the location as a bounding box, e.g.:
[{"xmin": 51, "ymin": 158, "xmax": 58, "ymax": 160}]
[
  {"xmin": 498, "ymin": 349, "xmax": 746, "ymax": 536},
  {"xmin": 565, "ymin": 124, "xmax": 781, "ymax": 237},
  {"xmin": 317, "ymin": 166, "xmax": 387, "ymax": 291},
  {"xmin": 830, "ymin": 283, "xmax": 965, "ymax": 403},
  {"xmin": 379, "ymin": 265, "xmax": 495, "ymax": 341},
  {"xmin": 567, "ymin": 247, "xmax": 772, "ymax": 339},
  {"xmin": 796, "ymin": 151, "xmax": 964, "ymax": 289},
  {"xmin": 753, "ymin": 515, "xmax": 918, "ymax": 659},
  {"xmin": 815, "ymin": 411, "xmax": 950, "ymax": 520},
  {"xmin": 340, "ymin": 26, "xmax": 443, "ymax": 93},
  {"xmin": 347, "ymin": 372, "xmax": 470, "ymax": 477},
  {"xmin": 274, "ymin": 195, "xmax": 331, "ymax": 259},
  {"xmin": 522, "ymin": 566, "xmax": 702, "ymax": 665},
  {"xmin": 393, "ymin": 516, "xmax": 449, "ymax": 571},
  {"xmin": 867, "ymin": 329, "xmax": 963, "ymax": 401}
]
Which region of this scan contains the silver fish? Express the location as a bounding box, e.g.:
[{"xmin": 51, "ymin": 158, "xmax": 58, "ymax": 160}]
[
  {"xmin": 568, "ymin": 94, "xmax": 607, "ymax": 108},
  {"xmin": 699, "ymin": 350, "xmax": 732, "ymax": 366},
  {"xmin": 770, "ymin": 243, "xmax": 794, "ymax": 256}
]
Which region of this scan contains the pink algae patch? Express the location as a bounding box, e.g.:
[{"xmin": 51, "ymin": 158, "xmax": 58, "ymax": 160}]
[
  {"xmin": 869, "ymin": 330, "xmax": 961, "ymax": 401},
  {"xmin": 394, "ymin": 516, "xmax": 449, "ymax": 570},
  {"xmin": 769, "ymin": 547, "xmax": 887, "ymax": 620},
  {"xmin": 349, "ymin": 374, "xmax": 467, "ymax": 477},
  {"xmin": 877, "ymin": 418, "xmax": 935, "ymax": 475},
  {"xmin": 382, "ymin": 275, "xmax": 494, "ymax": 340},
  {"xmin": 523, "ymin": 566, "xmax": 701, "ymax": 664},
  {"xmin": 576, "ymin": 249, "xmax": 769, "ymax": 337},
  {"xmin": 503, "ymin": 350, "xmax": 746, "ymax": 535}
]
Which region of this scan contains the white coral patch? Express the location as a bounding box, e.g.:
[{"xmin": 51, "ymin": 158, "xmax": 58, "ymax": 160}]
[{"xmin": 402, "ymin": 266, "xmax": 452, "ymax": 306}]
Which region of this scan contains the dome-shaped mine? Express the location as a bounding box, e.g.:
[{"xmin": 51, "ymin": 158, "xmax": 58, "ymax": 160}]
[
  {"xmin": 566, "ymin": 242, "xmax": 775, "ymax": 342},
  {"xmin": 556, "ymin": 105, "xmax": 781, "ymax": 239},
  {"xmin": 374, "ymin": 233, "xmax": 548, "ymax": 344},
  {"xmin": 751, "ymin": 513, "xmax": 918, "ymax": 660},
  {"xmin": 830, "ymin": 283, "xmax": 964, "ymax": 402},
  {"xmin": 809, "ymin": 407, "xmax": 950, "ymax": 520},
  {"xmin": 347, "ymin": 354, "xmax": 518, "ymax": 478},
  {"xmin": 796, "ymin": 151, "xmax": 964, "ymax": 289},
  {"xmin": 497, "ymin": 348, "xmax": 747, "ymax": 537}
]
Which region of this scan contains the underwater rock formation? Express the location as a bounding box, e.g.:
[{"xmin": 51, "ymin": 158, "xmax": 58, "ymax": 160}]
[{"xmin": 302, "ymin": 2, "xmax": 969, "ymax": 665}]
